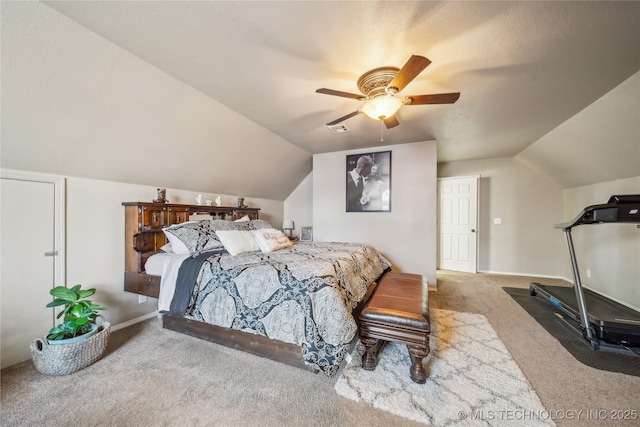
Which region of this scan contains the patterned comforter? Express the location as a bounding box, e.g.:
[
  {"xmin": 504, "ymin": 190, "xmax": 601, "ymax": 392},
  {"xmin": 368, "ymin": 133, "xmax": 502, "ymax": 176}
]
[{"xmin": 178, "ymin": 241, "xmax": 391, "ymax": 376}]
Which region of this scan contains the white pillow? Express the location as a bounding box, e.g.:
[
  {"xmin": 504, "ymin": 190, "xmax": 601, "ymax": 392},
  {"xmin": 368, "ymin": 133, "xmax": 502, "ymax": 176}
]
[
  {"xmin": 252, "ymin": 228, "xmax": 294, "ymax": 253},
  {"xmin": 163, "ymin": 231, "xmax": 190, "ymax": 254},
  {"xmin": 160, "ymin": 243, "xmax": 173, "ymax": 253},
  {"xmin": 216, "ymin": 230, "xmax": 260, "ymax": 256},
  {"xmin": 234, "ymin": 215, "xmax": 250, "ymax": 222}
]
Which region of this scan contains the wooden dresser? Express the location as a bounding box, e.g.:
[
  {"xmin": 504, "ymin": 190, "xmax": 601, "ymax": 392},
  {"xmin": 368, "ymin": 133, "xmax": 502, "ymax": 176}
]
[{"xmin": 122, "ymin": 202, "xmax": 260, "ymax": 297}]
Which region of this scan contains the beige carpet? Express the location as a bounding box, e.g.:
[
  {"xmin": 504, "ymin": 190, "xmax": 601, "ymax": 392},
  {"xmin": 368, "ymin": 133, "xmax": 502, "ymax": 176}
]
[
  {"xmin": 336, "ymin": 309, "xmax": 554, "ymax": 426},
  {"xmin": 0, "ymin": 315, "xmax": 424, "ymax": 427},
  {"xmin": 430, "ymin": 271, "xmax": 640, "ymax": 427},
  {"xmin": 2, "ymin": 271, "xmax": 639, "ymax": 426}
]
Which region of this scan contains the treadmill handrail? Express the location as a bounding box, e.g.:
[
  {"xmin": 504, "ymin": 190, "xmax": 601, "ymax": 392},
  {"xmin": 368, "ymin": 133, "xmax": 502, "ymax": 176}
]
[{"xmin": 555, "ymin": 194, "xmax": 640, "ymax": 230}]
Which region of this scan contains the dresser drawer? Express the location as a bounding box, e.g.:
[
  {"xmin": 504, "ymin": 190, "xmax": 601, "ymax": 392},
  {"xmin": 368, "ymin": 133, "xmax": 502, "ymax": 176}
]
[
  {"xmin": 140, "ymin": 205, "xmax": 166, "ymax": 230},
  {"xmin": 166, "ymin": 206, "xmax": 191, "ymax": 225},
  {"xmin": 233, "ymin": 209, "xmax": 259, "ymax": 220}
]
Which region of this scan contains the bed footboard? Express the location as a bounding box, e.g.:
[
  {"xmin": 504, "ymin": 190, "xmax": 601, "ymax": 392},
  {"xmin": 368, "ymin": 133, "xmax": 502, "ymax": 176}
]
[
  {"xmin": 162, "ymin": 315, "xmax": 317, "ymax": 373},
  {"xmin": 160, "ymin": 272, "xmax": 386, "ymax": 374}
]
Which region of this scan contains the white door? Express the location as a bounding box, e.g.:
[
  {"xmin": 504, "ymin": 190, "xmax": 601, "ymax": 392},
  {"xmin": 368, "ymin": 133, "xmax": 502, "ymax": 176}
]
[
  {"xmin": 438, "ymin": 176, "xmax": 478, "ymax": 273},
  {"xmin": 1, "ymin": 173, "xmax": 64, "ymax": 368}
]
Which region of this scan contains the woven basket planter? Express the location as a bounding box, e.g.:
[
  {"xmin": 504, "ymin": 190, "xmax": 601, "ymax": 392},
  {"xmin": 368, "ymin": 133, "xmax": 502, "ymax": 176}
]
[{"xmin": 30, "ymin": 321, "xmax": 111, "ymax": 376}]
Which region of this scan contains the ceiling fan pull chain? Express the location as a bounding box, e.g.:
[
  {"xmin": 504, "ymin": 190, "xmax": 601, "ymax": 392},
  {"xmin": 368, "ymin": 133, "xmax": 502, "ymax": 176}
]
[{"xmin": 380, "ymin": 119, "xmax": 384, "ymax": 142}]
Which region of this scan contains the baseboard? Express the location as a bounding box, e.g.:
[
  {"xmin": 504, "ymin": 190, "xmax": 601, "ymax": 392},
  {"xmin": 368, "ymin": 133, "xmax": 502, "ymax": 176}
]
[
  {"xmin": 477, "ymin": 270, "xmax": 570, "ymax": 282},
  {"xmin": 110, "ymin": 311, "xmax": 159, "ymax": 332}
]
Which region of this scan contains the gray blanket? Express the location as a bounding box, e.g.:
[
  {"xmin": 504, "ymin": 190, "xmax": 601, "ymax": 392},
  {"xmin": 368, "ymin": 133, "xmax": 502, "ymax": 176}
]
[
  {"xmin": 169, "ymin": 251, "xmax": 217, "ymax": 316},
  {"xmin": 172, "ymin": 241, "xmax": 391, "ymax": 376}
]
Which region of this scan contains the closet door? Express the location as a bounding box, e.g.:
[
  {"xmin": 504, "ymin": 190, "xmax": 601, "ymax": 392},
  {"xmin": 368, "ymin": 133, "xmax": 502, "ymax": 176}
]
[{"xmin": 1, "ymin": 174, "xmax": 62, "ymax": 368}]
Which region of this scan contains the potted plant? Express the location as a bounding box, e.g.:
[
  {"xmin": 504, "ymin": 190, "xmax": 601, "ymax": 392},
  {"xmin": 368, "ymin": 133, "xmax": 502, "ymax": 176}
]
[
  {"xmin": 30, "ymin": 284, "xmax": 111, "ymax": 376},
  {"xmin": 45, "ymin": 284, "xmax": 107, "ymax": 344},
  {"xmin": 47, "ymin": 285, "xmax": 107, "ymax": 344}
]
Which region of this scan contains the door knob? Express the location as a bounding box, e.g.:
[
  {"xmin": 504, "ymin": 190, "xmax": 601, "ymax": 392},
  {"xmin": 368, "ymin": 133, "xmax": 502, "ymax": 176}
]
[{"xmin": 471, "ymin": 229, "xmax": 476, "ymax": 233}]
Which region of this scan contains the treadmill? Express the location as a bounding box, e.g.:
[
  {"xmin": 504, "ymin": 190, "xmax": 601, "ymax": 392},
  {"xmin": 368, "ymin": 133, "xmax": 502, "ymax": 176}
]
[{"xmin": 529, "ymin": 195, "xmax": 640, "ymax": 355}]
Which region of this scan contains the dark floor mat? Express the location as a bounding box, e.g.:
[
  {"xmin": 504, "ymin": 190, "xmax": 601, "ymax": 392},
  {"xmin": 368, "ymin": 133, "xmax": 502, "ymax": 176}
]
[{"xmin": 503, "ymin": 287, "xmax": 640, "ymax": 377}]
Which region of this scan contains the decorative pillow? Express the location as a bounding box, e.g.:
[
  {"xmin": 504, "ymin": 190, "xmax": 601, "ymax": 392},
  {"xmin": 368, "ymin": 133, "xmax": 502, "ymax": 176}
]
[
  {"xmin": 162, "ymin": 221, "xmax": 223, "ymax": 256},
  {"xmin": 234, "ymin": 215, "xmax": 250, "ymax": 222},
  {"xmin": 215, "ymin": 230, "xmax": 260, "ymax": 256},
  {"xmin": 210, "ymin": 219, "xmax": 253, "ymax": 232},
  {"xmin": 252, "ymin": 228, "xmax": 294, "ymax": 253},
  {"xmin": 247, "ymin": 219, "xmax": 274, "ymax": 230}
]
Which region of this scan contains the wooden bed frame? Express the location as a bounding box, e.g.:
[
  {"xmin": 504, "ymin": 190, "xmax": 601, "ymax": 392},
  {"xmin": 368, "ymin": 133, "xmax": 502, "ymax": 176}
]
[
  {"xmin": 160, "ymin": 279, "xmax": 380, "ymax": 373},
  {"xmin": 163, "ymin": 315, "xmax": 316, "ymax": 371},
  {"xmin": 122, "ymin": 201, "xmax": 383, "ymax": 372},
  {"xmin": 122, "ymin": 201, "xmax": 259, "ymax": 296}
]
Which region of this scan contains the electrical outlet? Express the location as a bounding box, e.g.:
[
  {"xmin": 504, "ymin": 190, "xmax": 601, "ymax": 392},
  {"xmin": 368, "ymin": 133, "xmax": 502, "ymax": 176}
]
[
  {"xmin": 586, "ymin": 269, "xmax": 591, "ymax": 278},
  {"xmin": 138, "ymin": 295, "xmax": 147, "ymax": 304},
  {"xmin": 493, "ymin": 218, "xmax": 502, "ymax": 225}
]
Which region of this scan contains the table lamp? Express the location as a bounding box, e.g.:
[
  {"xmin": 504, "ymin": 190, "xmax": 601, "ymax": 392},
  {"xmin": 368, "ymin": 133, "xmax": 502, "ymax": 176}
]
[{"xmin": 282, "ymin": 219, "xmax": 295, "ymax": 238}]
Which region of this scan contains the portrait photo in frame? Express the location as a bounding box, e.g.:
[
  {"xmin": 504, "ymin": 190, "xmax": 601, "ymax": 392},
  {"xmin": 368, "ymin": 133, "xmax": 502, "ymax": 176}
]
[
  {"xmin": 300, "ymin": 226, "xmax": 313, "ymax": 242},
  {"xmin": 346, "ymin": 150, "xmax": 391, "ymax": 212}
]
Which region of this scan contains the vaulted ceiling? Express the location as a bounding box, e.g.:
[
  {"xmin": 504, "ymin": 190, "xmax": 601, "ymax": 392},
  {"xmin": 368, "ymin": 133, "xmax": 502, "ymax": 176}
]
[
  {"xmin": 2, "ymin": 1, "xmax": 638, "ymax": 199},
  {"xmin": 43, "ymin": 1, "xmax": 639, "ymax": 159}
]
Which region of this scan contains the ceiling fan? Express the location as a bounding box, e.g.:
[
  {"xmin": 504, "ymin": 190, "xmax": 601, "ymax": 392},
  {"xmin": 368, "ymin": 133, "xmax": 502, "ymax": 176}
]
[{"xmin": 316, "ymin": 55, "xmax": 460, "ymax": 129}]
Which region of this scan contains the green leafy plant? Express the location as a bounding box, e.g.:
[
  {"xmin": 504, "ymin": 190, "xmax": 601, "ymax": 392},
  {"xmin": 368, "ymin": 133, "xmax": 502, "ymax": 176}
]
[{"xmin": 46, "ymin": 285, "xmax": 107, "ymax": 341}]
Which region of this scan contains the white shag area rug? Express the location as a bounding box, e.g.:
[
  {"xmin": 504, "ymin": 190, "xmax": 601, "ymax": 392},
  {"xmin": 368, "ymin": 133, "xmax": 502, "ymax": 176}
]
[{"xmin": 335, "ymin": 309, "xmax": 555, "ymax": 426}]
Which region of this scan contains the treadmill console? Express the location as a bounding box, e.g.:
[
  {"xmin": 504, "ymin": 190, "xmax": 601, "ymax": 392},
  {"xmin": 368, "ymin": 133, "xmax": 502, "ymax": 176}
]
[
  {"xmin": 587, "ymin": 207, "xmax": 618, "ymax": 223},
  {"xmin": 608, "ymin": 195, "xmax": 640, "ymax": 223},
  {"xmin": 557, "ymin": 194, "xmax": 640, "ymax": 229}
]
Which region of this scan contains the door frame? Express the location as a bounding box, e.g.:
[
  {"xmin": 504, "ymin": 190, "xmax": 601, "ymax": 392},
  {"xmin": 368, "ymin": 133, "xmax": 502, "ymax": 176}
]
[
  {"xmin": 1, "ymin": 169, "xmax": 66, "ymax": 288},
  {"xmin": 437, "ymin": 175, "xmax": 479, "ymax": 273}
]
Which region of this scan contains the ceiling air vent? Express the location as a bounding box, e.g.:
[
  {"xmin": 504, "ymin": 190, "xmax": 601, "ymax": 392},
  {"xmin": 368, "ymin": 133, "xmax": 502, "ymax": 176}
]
[{"xmin": 327, "ymin": 124, "xmax": 349, "ymax": 134}]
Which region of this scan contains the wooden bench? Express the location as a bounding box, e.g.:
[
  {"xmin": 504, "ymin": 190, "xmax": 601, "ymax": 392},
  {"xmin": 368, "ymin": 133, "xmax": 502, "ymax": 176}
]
[{"xmin": 358, "ymin": 272, "xmax": 430, "ymax": 383}]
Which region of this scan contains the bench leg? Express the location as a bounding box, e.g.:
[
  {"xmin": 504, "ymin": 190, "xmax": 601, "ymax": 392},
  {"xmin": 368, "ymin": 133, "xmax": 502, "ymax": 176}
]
[
  {"xmin": 407, "ymin": 345, "xmax": 429, "ymax": 384},
  {"xmin": 361, "ymin": 337, "xmax": 380, "ymax": 370}
]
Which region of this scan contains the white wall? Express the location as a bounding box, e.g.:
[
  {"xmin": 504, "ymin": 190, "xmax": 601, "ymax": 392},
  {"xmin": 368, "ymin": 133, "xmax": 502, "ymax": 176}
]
[
  {"xmin": 1, "ymin": 2, "xmax": 310, "ymax": 201},
  {"xmin": 312, "ymin": 141, "xmax": 438, "ymax": 286},
  {"xmin": 64, "ymin": 176, "xmax": 283, "ymax": 328},
  {"xmin": 283, "ymin": 172, "xmax": 313, "ymax": 239},
  {"xmin": 563, "ymin": 176, "xmax": 640, "ymax": 311},
  {"xmin": 438, "ymin": 157, "xmax": 565, "ymax": 277}
]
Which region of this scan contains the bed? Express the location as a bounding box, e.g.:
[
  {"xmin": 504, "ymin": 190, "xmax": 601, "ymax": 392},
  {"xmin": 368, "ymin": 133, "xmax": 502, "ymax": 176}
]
[{"xmin": 144, "ymin": 219, "xmax": 391, "ymax": 376}]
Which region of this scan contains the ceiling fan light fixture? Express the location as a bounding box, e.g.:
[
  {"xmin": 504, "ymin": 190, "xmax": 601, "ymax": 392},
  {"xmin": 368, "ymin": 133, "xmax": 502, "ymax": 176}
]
[
  {"xmin": 361, "ymin": 95, "xmax": 403, "ymax": 121},
  {"xmin": 317, "ymin": 55, "xmax": 458, "ymax": 127}
]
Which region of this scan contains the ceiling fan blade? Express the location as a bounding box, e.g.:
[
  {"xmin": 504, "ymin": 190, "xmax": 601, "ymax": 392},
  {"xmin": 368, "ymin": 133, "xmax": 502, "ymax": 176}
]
[
  {"xmin": 405, "ymin": 92, "xmax": 460, "ymax": 105},
  {"xmin": 387, "ymin": 55, "xmax": 431, "ymax": 93},
  {"xmin": 316, "ymin": 88, "xmax": 364, "ymax": 100},
  {"xmin": 383, "ymin": 116, "xmax": 400, "ymax": 129},
  {"xmin": 326, "ymin": 111, "xmax": 361, "ymax": 126}
]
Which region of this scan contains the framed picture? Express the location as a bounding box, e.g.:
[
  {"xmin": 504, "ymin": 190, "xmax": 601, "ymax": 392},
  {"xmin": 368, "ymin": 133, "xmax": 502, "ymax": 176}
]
[
  {"xmin": 300, "ymin": 226, "xmax": 313, "ymax": 242},
  {"xmin": 346, "ymin": 150, "xmax": 391, "ymax": 212}
]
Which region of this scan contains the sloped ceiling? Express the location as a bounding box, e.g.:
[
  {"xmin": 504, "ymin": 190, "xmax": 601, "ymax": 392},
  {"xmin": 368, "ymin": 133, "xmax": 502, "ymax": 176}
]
[
  {"xmin": 2, "ymin": 1, "xmax": 639, "ymax": 198},
  {"xmin": 516, "ymin": 72, "xmax": 640, "ymax": 188}
]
